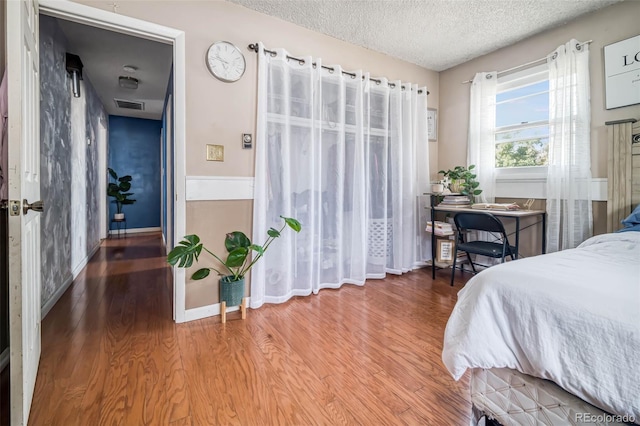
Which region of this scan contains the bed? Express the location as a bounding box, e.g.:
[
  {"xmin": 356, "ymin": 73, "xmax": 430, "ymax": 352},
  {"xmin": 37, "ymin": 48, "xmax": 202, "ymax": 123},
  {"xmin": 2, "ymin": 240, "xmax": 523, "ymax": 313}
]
[{"xmin": 442, "ymin": 119, "xmax": 640, "ymax": 425}]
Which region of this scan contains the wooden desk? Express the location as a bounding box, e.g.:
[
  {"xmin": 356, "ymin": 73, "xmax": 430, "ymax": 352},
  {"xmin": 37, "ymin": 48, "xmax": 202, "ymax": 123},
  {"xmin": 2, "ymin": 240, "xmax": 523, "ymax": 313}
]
[{"xmin": 429, "ymin": 201, "xmax": 546, "ymax": 279}]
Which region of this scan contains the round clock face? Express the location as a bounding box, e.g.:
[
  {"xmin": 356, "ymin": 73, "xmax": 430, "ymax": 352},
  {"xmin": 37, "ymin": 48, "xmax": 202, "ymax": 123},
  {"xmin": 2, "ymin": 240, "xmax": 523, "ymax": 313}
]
[{"xmin": 206, "ymin": 41, "xmax": 246, "ymax": 83}]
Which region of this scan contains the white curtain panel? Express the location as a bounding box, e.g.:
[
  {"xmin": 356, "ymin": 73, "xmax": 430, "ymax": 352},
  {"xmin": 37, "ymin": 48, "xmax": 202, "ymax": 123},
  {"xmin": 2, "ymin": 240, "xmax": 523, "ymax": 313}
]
[
  {"xmin": 251, "ymin": 42, "xmax": 429, "ymax": 308},
  {"xmin": 546, "ymin": 39, "xmax": 592, "ymax": 253},
  {"xmin": 467, "ymin": 72, "xmax": 497, "ymax": 203}
]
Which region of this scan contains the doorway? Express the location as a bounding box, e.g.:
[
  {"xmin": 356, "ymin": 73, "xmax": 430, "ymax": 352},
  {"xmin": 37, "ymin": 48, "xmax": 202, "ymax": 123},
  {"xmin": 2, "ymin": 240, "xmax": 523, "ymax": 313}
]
[
  {"xmin": 38, "ymin": 0, "xmax": 187, "ymax": 321},
  {"xmin": 8, "ymin": 1, "xmax": 187, "ymax": 423}
]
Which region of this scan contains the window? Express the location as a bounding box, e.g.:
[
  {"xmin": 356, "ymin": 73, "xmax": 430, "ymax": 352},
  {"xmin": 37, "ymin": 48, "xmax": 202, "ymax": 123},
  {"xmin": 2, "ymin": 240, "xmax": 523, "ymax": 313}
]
[{"xmin": 495, "ymin": 65, "xmax": 549, "ymax": 169}]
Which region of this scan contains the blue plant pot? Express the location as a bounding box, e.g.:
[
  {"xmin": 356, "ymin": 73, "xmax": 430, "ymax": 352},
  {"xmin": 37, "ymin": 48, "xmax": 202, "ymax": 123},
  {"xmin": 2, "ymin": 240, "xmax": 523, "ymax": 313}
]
[{"xmin": 220, "ymin": 276, "xmax": 245, "ymax": 307}]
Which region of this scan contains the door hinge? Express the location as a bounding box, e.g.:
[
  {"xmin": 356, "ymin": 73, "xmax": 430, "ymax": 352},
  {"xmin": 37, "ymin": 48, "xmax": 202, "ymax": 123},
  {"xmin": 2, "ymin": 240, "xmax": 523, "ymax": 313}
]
[{"xmin": 9, "ymin": 200, "xmax": 21, "ymax": 216}]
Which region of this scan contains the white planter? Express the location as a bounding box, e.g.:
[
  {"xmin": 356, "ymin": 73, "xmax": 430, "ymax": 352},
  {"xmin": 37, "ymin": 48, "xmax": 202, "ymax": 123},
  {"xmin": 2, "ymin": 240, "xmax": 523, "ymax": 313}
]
[
  {"xmin": 114, "ymin": 213, "xmax": 125, "ymax": 220},
  {"xmin": 431, "ymin": 183, "xmax": 444, "ymax": 194}
]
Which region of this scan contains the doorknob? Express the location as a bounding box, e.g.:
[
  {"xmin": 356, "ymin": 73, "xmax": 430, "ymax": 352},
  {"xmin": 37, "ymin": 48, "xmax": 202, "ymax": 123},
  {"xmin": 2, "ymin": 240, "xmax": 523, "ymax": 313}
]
[{"xmin": 23, "ymin": 199, "xmax": 44, "ymax": 215}]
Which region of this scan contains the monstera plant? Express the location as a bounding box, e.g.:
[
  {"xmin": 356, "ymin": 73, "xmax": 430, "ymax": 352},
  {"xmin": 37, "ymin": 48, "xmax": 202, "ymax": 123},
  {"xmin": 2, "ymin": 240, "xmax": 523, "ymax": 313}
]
[
  {"xmin": 167, "ymin": 216, "xmax": 301, "ymax": 313},
  {"xmin": 107, "ymin": 168, "xmax": 136, "ymax": 219}
]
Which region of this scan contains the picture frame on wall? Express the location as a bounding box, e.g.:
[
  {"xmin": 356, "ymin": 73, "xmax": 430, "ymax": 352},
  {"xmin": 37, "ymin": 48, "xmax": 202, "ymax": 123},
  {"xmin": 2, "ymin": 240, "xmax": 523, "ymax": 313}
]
[
  {"xmin": 427, "ymin": 108, "xmax": 437, "ymax": 142},
  {"xmin": 604, "ymin": 34, "xmax": 640, "ymax": 109}
]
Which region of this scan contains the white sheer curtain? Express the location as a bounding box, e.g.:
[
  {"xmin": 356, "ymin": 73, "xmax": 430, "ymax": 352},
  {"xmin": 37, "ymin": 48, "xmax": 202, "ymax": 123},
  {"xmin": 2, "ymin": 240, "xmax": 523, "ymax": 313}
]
[
  {"xmin": 251, "ymin": 43, "xmax": 429, "ymax": 308},
  {"xmin": 467, "ymin": 72, "xmax": 497, "ymax": 203},
  {"xmin": 546, "ymin": 39, "xmax": 592, "ymax": 252}
]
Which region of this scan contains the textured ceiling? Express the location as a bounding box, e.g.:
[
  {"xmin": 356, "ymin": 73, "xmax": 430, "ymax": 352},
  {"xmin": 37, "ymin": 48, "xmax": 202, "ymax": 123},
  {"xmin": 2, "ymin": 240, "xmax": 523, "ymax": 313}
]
[
  {"xmin": 227, "ymin": 0, "xmax": 621, "ymax": 71},
  {"xmin": 56, "ymin": 18, "xmax": 173, "ymax": 120}
]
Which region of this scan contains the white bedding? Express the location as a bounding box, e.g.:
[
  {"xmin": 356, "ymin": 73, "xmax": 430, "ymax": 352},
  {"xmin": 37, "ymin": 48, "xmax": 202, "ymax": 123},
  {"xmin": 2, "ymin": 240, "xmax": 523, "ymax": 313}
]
[{"xmin": 442, "ymin": 232, "xmax": 640, "ymax": 419}]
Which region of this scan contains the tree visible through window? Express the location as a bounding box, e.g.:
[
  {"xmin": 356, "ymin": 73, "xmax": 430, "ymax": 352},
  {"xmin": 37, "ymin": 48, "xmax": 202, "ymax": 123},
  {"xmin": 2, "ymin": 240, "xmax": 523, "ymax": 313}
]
[{"xmin": 495, "ymin": 77, "xmax": 549, "ymax": 168}]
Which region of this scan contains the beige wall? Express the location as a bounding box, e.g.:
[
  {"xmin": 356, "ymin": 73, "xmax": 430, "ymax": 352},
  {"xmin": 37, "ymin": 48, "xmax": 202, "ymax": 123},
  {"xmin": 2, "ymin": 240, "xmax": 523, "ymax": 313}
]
[
  {"xmin": 185, "ymin": 200, "xmax": 253, "ymax": 309},
  {"xmin": 439, "ymin": 0, "xmax": 640, "ymax": 178},
  {"xmin": 73, "ymin": 0, "xmax": 439, "ymax": 308}
]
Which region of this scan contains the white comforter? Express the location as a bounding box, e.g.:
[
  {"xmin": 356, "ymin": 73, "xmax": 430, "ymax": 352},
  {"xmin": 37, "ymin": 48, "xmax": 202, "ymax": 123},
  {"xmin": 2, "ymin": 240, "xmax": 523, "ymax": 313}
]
[{"xmin": 442, "ymin": 232, "xmax": 640, "ymax": 418}]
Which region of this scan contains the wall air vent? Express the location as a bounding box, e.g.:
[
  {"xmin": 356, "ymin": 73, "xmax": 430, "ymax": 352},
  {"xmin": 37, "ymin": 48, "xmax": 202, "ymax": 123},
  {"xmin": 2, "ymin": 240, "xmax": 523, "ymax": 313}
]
[{"xmin": 114, "ymin": 98, "xmax": 145, "ymax": 110}]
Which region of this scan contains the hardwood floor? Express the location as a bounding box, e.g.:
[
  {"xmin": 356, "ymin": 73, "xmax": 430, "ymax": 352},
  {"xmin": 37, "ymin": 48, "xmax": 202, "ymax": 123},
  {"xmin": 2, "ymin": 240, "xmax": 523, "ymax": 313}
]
[
  {"xmin": 28, "ymin": 233, "xmax": 473, "ymax": 425},
  {"xmin": 1, "ymin": 363, "xmax": 8, "ymax": 426}
]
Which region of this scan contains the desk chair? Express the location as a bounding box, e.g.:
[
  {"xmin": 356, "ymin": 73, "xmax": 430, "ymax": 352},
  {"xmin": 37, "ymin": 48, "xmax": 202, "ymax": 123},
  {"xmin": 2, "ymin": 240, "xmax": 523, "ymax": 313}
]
[{"xmin": 451, "ymin": 212, "xmax": 516, "ymax": 286}]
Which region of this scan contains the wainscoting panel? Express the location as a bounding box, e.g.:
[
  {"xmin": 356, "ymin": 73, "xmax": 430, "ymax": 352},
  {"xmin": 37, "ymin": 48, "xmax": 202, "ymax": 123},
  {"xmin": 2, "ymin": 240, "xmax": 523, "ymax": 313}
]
[{"xmin": 186, "ymin": 176, "xmax": 254, "ymax": 201}]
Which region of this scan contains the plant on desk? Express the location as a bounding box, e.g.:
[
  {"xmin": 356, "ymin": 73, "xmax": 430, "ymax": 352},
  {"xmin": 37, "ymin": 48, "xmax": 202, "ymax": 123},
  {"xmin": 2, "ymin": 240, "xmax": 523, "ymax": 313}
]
[
  {"xmin": 438, "ymin": 165, "xmax": 482, "ymax": 198},
  {"xmin": 107, "ymin": 168, "xmax": 136, "ymax": 220}
]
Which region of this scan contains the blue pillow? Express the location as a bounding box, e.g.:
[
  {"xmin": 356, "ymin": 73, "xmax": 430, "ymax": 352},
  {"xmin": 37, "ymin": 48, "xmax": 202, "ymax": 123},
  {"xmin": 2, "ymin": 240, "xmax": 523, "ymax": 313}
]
[{"xmin": 617, "ymin": 204, "xmax": 640, "ymax": 232}]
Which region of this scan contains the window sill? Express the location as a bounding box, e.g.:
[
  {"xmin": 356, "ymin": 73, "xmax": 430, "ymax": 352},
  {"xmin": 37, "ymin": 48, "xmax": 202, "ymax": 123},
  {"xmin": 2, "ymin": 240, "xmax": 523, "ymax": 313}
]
[{"xmin": 495, "ymin": 177, "xmax": 607, "ymax": 201}]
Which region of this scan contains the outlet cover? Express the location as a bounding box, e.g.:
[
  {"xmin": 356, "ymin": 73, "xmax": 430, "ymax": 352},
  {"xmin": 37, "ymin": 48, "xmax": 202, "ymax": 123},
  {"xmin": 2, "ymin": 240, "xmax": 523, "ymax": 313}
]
[{"xmin": 206, "ymin": 144, "xmax": 224, "ymax": 161}]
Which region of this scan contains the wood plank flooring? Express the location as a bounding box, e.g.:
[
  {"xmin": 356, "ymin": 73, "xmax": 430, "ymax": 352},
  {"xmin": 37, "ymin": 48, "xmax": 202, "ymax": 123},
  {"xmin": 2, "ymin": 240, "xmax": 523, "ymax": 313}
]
[
  {"xmin": 27, "ymin": 233, "xmax": 473, "ymax": 425},
  {"xmin": 0, "ymin": 362, "xmax": 8, "ymax": 426}
]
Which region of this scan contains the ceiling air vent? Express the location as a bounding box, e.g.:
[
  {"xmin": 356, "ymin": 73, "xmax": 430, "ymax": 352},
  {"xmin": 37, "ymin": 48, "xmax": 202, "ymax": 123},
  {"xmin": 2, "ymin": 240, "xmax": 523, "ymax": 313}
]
[{"xmin": 114, "ymin": 98, "xmax": 145, "ymax": 110}]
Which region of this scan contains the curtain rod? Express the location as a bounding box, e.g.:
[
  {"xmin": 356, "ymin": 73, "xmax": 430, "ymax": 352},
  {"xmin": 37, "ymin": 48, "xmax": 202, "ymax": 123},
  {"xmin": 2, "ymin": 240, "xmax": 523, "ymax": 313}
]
[
  {"xmin": 460, "ymin": 40, "xmax": 593, "ymax": 84},
  {"xmin": 248, "ymin": 43, "xmax": 429, "ymax": 95}
]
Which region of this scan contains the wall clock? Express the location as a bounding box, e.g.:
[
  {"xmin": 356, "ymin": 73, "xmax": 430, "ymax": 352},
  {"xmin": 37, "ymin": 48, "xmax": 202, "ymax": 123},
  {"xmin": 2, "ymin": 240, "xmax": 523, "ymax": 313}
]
[{"xmin": 206, "ymin": 41, "xmax": 246, "ymax": 83}]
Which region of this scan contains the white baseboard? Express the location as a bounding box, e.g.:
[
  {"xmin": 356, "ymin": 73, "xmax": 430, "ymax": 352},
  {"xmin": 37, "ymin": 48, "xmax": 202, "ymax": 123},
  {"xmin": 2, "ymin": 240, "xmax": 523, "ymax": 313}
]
[
  {"xmin": 42, "ymin": 241, "xmax": 101, "ymax": 320},
  {"xmin": 184, "ymin": 297, "xmax": 251, "ymax": 322},
  {"xmin": 0, "ymin": 348, "xmax": 8, "ymax": 372},
  {"xmin": 41, "ymin": 273, "xmax": 73, "ymax": 320},
  {"xmin": 71, "ymin": 242, "xmax": 101, "ymax": 278},
  {"xmin": 108, "ymin": 226, "xmax": 162, "ymax": 236}
]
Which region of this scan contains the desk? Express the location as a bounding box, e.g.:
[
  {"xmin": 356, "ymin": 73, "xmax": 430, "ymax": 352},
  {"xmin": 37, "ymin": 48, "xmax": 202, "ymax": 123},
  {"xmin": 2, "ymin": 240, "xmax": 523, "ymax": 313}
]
[{"xmin": 429, "ymin": 200, "xmax": 546, "ymax": 279}]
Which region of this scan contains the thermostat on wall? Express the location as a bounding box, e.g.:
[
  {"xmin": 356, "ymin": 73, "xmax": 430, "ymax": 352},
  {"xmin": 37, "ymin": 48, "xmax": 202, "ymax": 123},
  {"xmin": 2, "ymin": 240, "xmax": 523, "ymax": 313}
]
[{"xmin": 242, "ymin": 133, "xmax": 252, "ymax": 149}]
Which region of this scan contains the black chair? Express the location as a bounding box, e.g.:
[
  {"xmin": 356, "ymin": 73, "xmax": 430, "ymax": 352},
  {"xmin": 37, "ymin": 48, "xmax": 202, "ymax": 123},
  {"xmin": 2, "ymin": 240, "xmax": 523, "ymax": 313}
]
[{"xmin": 450, "ymin": 212, "xmax": 516, "ymax": 286}]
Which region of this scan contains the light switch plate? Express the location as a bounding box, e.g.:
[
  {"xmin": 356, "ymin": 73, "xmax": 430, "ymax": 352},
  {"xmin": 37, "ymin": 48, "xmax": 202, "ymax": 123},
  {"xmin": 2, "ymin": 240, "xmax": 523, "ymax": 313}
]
[{"xmin": 206, "ymin": 144, "xmax": 224, "ymax": 161}]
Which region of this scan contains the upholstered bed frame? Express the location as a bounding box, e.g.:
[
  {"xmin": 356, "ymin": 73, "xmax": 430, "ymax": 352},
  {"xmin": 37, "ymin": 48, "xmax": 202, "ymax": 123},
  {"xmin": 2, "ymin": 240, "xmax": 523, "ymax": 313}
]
[{"xmin": 606, "ymin": 118, "xmax": 640, "ymax": 232}]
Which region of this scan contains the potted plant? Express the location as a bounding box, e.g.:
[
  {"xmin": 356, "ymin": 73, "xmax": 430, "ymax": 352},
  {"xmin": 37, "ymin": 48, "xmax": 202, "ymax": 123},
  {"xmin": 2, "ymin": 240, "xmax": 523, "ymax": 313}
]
[
  {"xmin": 438, "ymin": 164, "xmax": 482, "ymax": 197},
  {"xmin": 107, "ymin": 168, "xmax": 136, "ymax": 220},
  {"xmin": 167, "ymin": 216, "xmax": 301, "ymax": 314}
]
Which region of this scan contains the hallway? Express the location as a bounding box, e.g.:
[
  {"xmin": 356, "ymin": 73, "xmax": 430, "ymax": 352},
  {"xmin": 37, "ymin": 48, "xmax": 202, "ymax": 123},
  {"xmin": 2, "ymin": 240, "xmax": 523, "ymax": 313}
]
[
  {"xmin": 30, "ymin": 233, "xmax": 181, "ymax": 424},
  {"xmin": 27, "ymin": 233, "xmax": 471, "ymax": 425}
]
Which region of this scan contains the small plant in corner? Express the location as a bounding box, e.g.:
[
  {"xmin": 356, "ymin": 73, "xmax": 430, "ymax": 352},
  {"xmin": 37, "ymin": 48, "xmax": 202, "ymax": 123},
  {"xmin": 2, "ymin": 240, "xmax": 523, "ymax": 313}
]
[
  {"xmin": 107, "ymin": 168, "xmax": 136, "ymax": 219},
  {"xmin": 438, "ymin": 164, "xmax": 482, "ymax": 197},
  {"xmin": 167, "ymin": 216, "xmax": 301, "ymax": 310}
]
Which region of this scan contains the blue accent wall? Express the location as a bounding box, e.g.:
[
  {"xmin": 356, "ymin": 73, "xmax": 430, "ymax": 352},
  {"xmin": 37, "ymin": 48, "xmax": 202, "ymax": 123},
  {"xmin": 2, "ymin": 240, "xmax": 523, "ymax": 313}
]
[{"xmin": 108, "ymin": 116, "xmax": 162, "ymax": 229}]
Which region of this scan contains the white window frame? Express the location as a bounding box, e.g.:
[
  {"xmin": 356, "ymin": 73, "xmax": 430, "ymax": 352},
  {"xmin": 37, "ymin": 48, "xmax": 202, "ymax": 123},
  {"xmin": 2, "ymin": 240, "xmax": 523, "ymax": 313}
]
[
  {"xmin": 491, "ymin": 64, "xmax": 606, "ymax": 201},
  {"xmin": 494, "ymin": 64, "xmax": 549, "ymax": 182}
]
